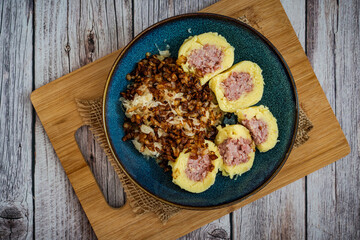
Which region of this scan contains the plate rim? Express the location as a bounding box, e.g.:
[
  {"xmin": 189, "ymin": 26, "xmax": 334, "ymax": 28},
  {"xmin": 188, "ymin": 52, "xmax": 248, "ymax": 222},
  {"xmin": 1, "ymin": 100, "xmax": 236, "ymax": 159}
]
[{"xmin": 102, "ymin": 12, "xmax": 299, "ymax": 210}]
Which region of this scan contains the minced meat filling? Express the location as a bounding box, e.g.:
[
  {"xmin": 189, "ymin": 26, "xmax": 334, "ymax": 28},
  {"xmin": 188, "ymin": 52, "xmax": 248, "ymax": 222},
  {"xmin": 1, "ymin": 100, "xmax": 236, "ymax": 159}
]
[
  {"xmin": 188, "ymin": 44, "xmax": 224, "ymax": 75},
  {"xmin": 241, "ymin": 118, "xmax": 268, "ymax": 145},
  {"xmin": 221, "ymin": 72, "xmax": 254, "ymax": 101},
  {"xmin": 185, "ymin": 154, "xmax": 214, "ymax": 182},
  {"xmin": 218, "ymin": 138, "xmax": 253, "ymax": 166}
]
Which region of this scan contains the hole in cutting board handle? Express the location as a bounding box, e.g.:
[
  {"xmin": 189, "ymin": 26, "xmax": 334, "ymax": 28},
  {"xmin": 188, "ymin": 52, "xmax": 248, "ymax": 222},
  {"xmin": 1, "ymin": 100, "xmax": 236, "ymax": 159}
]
[{"xmin": 75, "ymin": 126, "xmax": 126, "ymax": 208}]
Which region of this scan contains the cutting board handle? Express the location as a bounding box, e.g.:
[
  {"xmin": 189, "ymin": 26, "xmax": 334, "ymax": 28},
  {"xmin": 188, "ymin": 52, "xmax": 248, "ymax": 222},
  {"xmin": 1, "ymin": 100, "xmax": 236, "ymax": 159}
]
[{"xmin": 64, "ymin": 120, "xmax": 135, "ymax": 228}]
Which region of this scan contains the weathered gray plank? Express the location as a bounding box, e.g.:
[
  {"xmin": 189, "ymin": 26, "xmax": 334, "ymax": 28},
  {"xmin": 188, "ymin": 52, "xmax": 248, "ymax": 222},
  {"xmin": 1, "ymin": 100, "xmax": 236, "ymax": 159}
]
[
  {"xmin": 34, "ymin": 0, "xmax": 96, "ymax": 238},
  {"xmin": 67, "ymin": 0, "xmax": 132, "ymax": 70},
  {"xmin": 0, "ymin": 1, "xmax": 33, "ymax": 239},
  {"xmin": 179, "ymin": 216, "xmax": 231, "ymax": 240},
  {"xmin": 232, "ymin": 1, "xmax": 306, "ymax": 239},
  {"xmin": 307, "ymin": 0, "xmax": 360, "ymax": 238},
  {"xmin": 334, "ymin": 0, "xmax": 360, "ymax": 237},
  {"xmin": 134, "ymin": 0, "xmax": 174, "ymax": 35},
  {"xmin": 34, "ymin": 0, "xmax": 132, "ymax": 238},
  {"xmin": 306, "ymin": 1, "xmax": 337, "ymax": 239}
]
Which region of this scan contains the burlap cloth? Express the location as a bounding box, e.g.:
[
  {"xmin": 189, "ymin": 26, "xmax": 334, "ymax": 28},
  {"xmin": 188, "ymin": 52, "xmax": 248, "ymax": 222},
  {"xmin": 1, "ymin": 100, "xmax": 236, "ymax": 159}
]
[{"xmin": 75, "ymin": 98, "xmax": 312, "ymax": 223}]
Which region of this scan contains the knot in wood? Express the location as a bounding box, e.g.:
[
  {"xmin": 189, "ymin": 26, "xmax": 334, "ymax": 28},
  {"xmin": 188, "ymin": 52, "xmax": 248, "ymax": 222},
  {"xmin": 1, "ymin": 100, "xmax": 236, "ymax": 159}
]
[
  {"xmin": 0, "ymin": 207, "xmax": 24, "ymax": 220},
  {"xmin": 208, "ymin": 228, "xmax": 229, "ymax": 240},
  {"xmin": 64, "ymin": 43, "xmax": 71, "ymax": 53},
  {"xmin": 87, "ymin": 32, "xmax": 95, "ymax": 53},
  {"xmin": 0, "ymin": 203, "xmax": 28, "ymax": 239}
]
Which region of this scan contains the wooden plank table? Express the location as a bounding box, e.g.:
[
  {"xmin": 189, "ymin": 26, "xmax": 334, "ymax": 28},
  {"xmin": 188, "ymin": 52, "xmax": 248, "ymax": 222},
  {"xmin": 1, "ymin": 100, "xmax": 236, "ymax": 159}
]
[{"xmin": 1, "ymin": 0, "xmax": 359, "ymax": 239}]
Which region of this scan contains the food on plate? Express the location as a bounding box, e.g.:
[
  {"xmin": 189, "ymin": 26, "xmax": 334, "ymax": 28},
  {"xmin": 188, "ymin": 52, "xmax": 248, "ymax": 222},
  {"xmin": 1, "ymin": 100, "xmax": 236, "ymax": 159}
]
[
  {"xmin": 177, "ymin": 32, "xmax": 234, "ymax": 85},
  {"xmin": 215, "ymin": 125, "xmax": 255, "ymax": 179},
  {"xmin": 236, "ymin": 105, "xmax": 278, "ymax": 152},
  {"xmin": 121, "ymin": 54, "xmax": 222, "ymax": 169},
  {"xmin": 209, "ymin": 61, "xmax": 264, "ymax": 112},
  {"xmin": 169, "ymin": 140, "xmax": 222, "ymax": 193},
  {"xmin": 120, "ymin": 33, "xmax": 280, "ymax": 193}
]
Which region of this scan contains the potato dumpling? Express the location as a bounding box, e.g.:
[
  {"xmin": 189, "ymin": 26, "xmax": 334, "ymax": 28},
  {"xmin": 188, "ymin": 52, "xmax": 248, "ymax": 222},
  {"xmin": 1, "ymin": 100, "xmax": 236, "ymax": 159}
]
[
  {"xmin": 178, "ymin": 32, "xmax": 234, "ymax": 85},
  {"xmin": 209, "ymin": 61, "xmax": 264, "ymax": 112},
  {"xmin": 215, "ymin": 125, "xmax": 255, "ymax": 179},
  {"xmin": 168, "ymin": 140, "xmax": 222, "ymax": 193},
  {"xmin": 236, "ymin": 105, "xmax": 278, "ymax": 152}
]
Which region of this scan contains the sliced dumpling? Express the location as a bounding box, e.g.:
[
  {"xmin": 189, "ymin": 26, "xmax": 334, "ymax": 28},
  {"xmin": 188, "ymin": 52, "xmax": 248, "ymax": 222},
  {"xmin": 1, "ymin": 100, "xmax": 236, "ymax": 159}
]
[
  {"xmin": 168, "ymin": 140, "xmax": 222, "ymax": 193},
  {"xmin": 178, "ymin": 32, "xmax": 234, "ymax": 85},
  {"xmin": 215, "ymin": 125, "xmax": 255, "ymax": 179},
  {"xmin": 236, "ymin": 105, "xmax": 278, "ymax": 152},
  {"xmin": 209, "ymin": 61, "xmax": 264, "ymax": 112}
]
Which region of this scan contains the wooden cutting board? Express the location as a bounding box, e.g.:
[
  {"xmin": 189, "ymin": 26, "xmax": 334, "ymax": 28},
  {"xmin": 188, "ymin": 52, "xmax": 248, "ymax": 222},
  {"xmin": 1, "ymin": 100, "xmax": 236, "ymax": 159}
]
[{"xmin": 30, "ymin": 0, "xmax": 350, "ymax": 239}]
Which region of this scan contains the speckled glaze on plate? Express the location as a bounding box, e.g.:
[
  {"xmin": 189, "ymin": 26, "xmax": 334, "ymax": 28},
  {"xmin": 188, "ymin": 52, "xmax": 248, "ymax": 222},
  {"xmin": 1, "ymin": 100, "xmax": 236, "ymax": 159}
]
[{"xmin": 103, "ymin": 13, "xmax": 299, "ymax": 209}]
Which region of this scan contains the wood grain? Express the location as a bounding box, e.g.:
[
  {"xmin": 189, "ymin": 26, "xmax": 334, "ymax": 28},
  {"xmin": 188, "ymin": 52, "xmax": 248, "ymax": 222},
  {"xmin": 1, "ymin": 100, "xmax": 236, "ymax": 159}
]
[
  {"xmin": 0, "ymin": 1, "xmax": 34, "ymax": 239},
  {"xmin": 306, "ymin": 0, "xmax": 338, "ymax": 238},
  {"xmin": 232, "ymin": 1, "xmax": 306, "ymax": 239},
  {"xmin": 334, "ymin": 1, "xmax": 360, "ymax": 237},
  {"xmin": 29, "ymin": 0, "xmax": 350, "ymax": 239},
  {"xmin": 33, "ymin": 0, "xmax": 96, "ymax": 239},
  {"xmin": 307, "ymin": 0, "xmax": 360, "ymax": 239},
  {"xmin": 34, "ymin": 0, "xmax": 133, "ymax": 239}
]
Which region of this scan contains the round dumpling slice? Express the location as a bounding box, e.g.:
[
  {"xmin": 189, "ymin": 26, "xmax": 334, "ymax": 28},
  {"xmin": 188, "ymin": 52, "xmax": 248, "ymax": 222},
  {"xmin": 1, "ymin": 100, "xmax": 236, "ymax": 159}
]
[
  {"xmin": 178, "ymin": 32, "xmax": 234, "ymax": 85},
  {"xmin": 236, "ymin": 105, "xmax": 278, "ymax": 152},
  {"xmin": 209, "ymin": 61, "xmax": 264, "ymax": 112},
  {"xmin": 168, "ymin": 140, "xmax": 222, "ymax": 193},
  {"xmin": 215, "ymin": 125, "xmax": 255, "ymax": 179}
]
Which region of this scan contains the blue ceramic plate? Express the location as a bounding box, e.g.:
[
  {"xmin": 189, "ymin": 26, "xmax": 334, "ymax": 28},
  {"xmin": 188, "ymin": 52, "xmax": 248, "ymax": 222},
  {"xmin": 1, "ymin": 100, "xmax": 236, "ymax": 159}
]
[{"xmin": 103, "ymin": 13, "xmax": 298, "ymax": 209}]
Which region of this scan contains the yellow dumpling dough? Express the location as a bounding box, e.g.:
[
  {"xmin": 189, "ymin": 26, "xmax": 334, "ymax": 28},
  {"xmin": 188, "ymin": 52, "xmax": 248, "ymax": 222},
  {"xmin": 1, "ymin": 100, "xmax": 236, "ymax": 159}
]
[
  {"xmin": 178, "ymin": 32, "xmax": 234, "ymax": 85},
  {"xmin": 236, "ymin": 105, "xmax": 278, "ymax": 152},
  {"xmin": 209, "ymin": 61, "xmax": 264, "ymax": 112},
  {"xmin": 215, "ymin": 125, "xmax": 255, "ymax": 179},
  {"xmin": 168, "ymin": 140, "xmax": 222, "ymax": 193}
]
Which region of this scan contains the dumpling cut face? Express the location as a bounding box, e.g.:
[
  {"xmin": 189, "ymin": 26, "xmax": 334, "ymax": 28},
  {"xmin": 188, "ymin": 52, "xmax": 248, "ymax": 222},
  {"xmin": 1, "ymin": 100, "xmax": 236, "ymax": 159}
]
[
  {"xmin": 215, "ymin": 125, "xmax": 255, "ymax": 179},
  {"xmin": 221, "ymin": 72, "xmax": 254, "ymax": 101},
  {"xmin": 187, "ymin": 44, "xmax": 224, "ymax": 75},
  {"xmin": 178, "ymin": 32, "xmax": 235, "ymax": 85},
  {"xmin": 168, "ymin": 140, "xmax": 222, "ymax": 193},
  {"xmin": 236, "ymin": 105, "xmax": 278, "ymax": 152},
  {"xmin": 209, "ymin": 61, "xmax": 264, "ymax": 112},
  {"xmin": 185, "ymin": 154, "xmax": 213, "ymax": 182},
  {"xmin": 218, "ymin": 138, "xmax": 253, "ymax": 166}
]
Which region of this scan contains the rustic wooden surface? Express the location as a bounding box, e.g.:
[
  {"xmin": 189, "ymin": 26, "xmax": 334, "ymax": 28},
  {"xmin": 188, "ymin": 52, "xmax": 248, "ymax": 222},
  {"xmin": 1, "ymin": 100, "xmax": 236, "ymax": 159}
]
[
  {"xmin": 0, "ymin": 0, "xmax": 358, "ymax": 239},
  {"xmin": 28, "ymin": 0, "xmax": 350, "ymax": 238},
  {"xmin": 306, "ymin": 1, "xmax": 360, "ymax": 238},
  {"xmin": 0, "ymin": 1, "xmax": 34, "ymax": 239}
]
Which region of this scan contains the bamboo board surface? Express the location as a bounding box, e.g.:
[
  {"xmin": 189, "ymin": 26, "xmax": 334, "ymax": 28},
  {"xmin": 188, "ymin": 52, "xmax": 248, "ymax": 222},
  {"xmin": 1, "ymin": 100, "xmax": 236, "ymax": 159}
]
[{"xmin": 30, "ymin": 0, "xmax": 350, "ymax": 239}]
